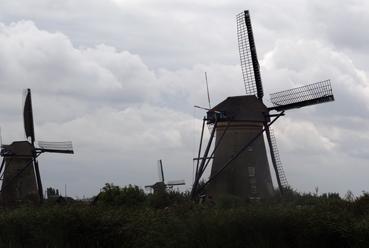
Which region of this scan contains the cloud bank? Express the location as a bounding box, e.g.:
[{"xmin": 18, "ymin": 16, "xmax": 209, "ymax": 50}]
[{"xmin": 0, "ymin": 1, "xmax": 369, "ymax": 197}]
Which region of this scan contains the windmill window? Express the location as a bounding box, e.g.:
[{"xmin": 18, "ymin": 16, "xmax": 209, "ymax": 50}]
[
  {"xmin": 249, "ymin": 178, "xmax": 256, "ymax": 185},
  {"xmin": 248, "ymin": 166, "xmax": 255, "ymax": 177},
  {"xmin": 250, "ymin": 185, "xmax": 257, "ymax": 194}
]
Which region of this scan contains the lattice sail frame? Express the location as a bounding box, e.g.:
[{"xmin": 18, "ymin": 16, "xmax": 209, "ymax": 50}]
[
  {"xmin": 237, "ymin": 10, "xmax": 264, "ymax": 99},
  {"xmin": 270, "ymin": 80, "xmax": 334, "ymax": 111},
  {"xmin": 38, "ymin": 141, "xmax": 74, "ymax": 153},
  {"xmin": 269, "ymin": 129, "xmax": 288, "ymax": 188},
  {"xmin": 157, "ymin": 160, "xmax": 164, "ymax": 183},
  {"xmin": 167, "ymin": 179, "xmax": 185, "ymax": 186}
]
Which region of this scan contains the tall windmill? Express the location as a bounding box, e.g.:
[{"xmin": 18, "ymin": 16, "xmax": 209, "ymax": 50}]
[
  {"xmin": 191, "ymin": 10, "xmax": 334, "ymax": 200},
  {"xmin": 0, "ymin": 89, "xmax": 73, "ymax": 205},
  {"xmin": 145, "ymin": 160, "xmax": 185, "ymax": 193}
]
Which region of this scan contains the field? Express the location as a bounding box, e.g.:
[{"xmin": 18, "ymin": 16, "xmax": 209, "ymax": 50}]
[{"xmin": 1, "ymin": 184, "xmax": 369, "ymax": 247}]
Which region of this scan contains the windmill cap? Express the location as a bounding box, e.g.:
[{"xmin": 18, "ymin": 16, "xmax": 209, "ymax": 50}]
[
  {"xmin": 1, "ymin": 141, "xmax": 34, "ymax": 157},
  {"xmin": 207, "ymin": 95, "xmax": 268, "ymax": 123}
]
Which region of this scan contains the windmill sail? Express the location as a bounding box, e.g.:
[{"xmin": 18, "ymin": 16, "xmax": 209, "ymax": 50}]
[
  {"xmin": 38, "ymin": 141, "xmax": 74, "ymax": 154},
  {"xmin": 237, "ymin": 10, "xmax": 263, "ymax": 99},
  {"xmin": 23, "ymin": 89, "xmax": 35, "ymax": 144},
  {"xmin": 157, "ymin": 160, "xmax": 164, "ymax": 183},
  {"xmin": 269, "ymin": 129, "xmax": 288, "ymax": 188},
  {"xmin": 269, "ymin": 80, "xmax": 334, "ymax": 111},
  {"xmin": 167, "ymin": 180, "xmax": 185, "ymax": 186}
]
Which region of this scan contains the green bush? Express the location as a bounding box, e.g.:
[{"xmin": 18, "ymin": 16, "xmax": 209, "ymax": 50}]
[{"xmin": 96, "ymin": 183, "xmax": 146, "ymax": 207}]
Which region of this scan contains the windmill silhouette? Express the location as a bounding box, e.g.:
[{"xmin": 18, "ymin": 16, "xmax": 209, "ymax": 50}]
[
  {"xmin": 191, "ymin": 10, "xmax": 334, "ymax": 200},
  {"xmin": 145, "ymin": 160, "xmax": 185, "ymax": 193},
  {"xmin": 0, "ymin": 89, "xmax": 73, "ymax": 205}
]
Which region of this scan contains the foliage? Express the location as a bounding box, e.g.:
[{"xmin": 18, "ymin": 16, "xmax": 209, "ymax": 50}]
[
  {"xmin": 96, "ymin": 183, "xmax": 146, "ymax": 207},
  {"xmin": 46, "ymin": 187, "xmax": 60, "ymax": 198},
  {"xmin": 147, "ymin": 190, "xmax": 190, "ymax": 209},
  {"xmin": 3, "ymin": 185, "xmax": 369, "ymax": 247}
]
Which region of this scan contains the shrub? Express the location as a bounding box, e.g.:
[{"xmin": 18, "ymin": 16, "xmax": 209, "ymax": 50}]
[
  {"xmin": 3, "ymin": 186, "xmax": 369, "ymax": 247},
  {"xmin": 96, "ymin": 183, "xmax": 146, "ymax": 207}
]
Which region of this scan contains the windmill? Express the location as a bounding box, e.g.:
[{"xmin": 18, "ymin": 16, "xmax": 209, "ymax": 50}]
[
  {"xmin": 145, "ymin": 160, "xmax": 185, "ymax": 193},
  {"xmin": 0, "ymin": 89, "xmax": 73, "ymax": 205},
  {"xmin": 191, "ymin": 10, "xmax": 334, "ymax": 200}
]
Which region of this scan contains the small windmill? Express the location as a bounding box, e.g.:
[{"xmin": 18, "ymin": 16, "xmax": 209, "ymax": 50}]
[
  {"xmin": 0, "ymin": 89, "xmax": 73, "ymax": 205},
  {"xmin": 145, "ymin": 160, "xmax": 185, "ymax": 193},
  {"xmin": 191, "ymin": 10, "xmax": 334, "ymax": 200}
]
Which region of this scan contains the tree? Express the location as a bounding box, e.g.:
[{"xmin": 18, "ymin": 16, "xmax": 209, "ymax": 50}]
[{"xmin": 96, "ymin": 183, "xmax": 146, "ymax": 207}]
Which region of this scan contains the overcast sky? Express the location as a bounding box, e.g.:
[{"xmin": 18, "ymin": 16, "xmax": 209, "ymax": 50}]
[{"xmin": 0, "ymin": 0, "xmax": 368, "ymax": 198}]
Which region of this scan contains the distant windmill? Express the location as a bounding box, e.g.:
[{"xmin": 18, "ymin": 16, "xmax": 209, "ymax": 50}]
[
  {"xmin": 0, "ymin": 89, "xmax": 74, "ymax": 205},
  {"xmin": 191, "ymin": 10, "xmax": 334, "ymax": 200},
  {"xmin": 145, "ymin": 160, "xmax": 185, "ymax": 193}
]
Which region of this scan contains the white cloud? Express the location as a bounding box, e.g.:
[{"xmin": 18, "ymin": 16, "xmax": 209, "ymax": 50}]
[
  {"xmin": 275, "ymin": 118, "xmax": 335, "ymax": 154},
  {"xmin": 262, "ymin": 35, "xmax": 369, "ymax": 195},
  {"xmin": 0, "ymin": 20, "xmax": 207, "ymax": 196},
  {"xmin": 37, "ymin": 104, "xmax": 201, "ymax": 196},
  {"xmin": 1, "ymin": 1, "xmax": 369, "ymax": 197}
]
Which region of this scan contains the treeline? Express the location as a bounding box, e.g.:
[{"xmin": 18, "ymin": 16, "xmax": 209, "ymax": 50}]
[{"xmin": 1, "ymin": 184, "xmax": 369, "ymax": 247}]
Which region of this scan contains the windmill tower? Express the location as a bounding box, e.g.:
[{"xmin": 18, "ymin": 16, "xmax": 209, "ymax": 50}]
[
  {"xmin": 145, "ymin": 160, "xmax": 185, "ymax": 193},
  {"xmin": 0, "ymin": 89, "xmax": 74, "ymax": 205},
  {"xmin": 191, "ymin": 10, "xmax": 334, "ymax": 200}
]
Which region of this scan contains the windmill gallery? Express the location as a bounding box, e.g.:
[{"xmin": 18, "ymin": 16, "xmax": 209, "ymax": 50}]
[{"xmin": 0, "ymin": 10, "xmax": 335, "ymax": 205}]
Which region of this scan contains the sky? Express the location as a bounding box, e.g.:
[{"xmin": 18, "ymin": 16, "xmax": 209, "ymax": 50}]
[{"xmin": 0, "ymin": 0, "xmax": 369, "ymax": 198}]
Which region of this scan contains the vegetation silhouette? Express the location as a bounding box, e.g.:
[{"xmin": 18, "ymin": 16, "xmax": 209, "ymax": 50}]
[{"xmin": 1, "ymin": 185, "xmax": 369, "ymax": 247}]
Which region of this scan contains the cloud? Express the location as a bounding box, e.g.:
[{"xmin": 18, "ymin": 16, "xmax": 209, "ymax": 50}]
[
  {"xmin": 262, "ymin": 35, "xmax": 369, "ymax": 195},
  {"xmin": 275, "ymin": 118, "xmax": 335, "ymax": 154},
  {"xmin": 0, "ymin": 20, "xmax": 207, "ymax": 196},
  {"xmin": 306, "ymin": 0, "xmax": 369, "ymax": 51},
  {"xmin": 0, "ymin": 21, "xmax": 157, "ymax": 98},
  {"xmin": 262, "ymin": 38, "xmax": 369, "ymax": 119},
  {"xmin": 1, "ymin": 1, "xmax": 369, "ymax": 197},
  {"xmin": 38, "ymin": 104, "xmax": 201, "ymax": 196}
]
